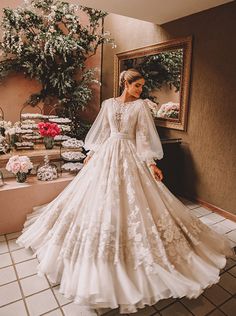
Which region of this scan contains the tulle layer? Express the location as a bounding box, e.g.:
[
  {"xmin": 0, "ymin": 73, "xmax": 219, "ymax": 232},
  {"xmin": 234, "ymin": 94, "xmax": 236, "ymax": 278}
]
[{"xmin": 16, "ymin": 137, "xmax": 235, "ymax": 314}]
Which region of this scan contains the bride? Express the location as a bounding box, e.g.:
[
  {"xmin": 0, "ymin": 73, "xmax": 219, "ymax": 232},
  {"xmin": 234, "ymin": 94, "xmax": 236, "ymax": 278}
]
[{"xmin": 17, "ymin": 68, "xmax": 234, "ymax": 314}]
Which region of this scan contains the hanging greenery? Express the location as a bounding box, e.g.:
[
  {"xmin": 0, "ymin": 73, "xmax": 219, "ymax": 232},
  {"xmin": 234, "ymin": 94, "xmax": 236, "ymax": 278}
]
[
  {"xmin": 0, "ymin": 0, "xmax": 115, "ymax": 137},
  {"xmin": 123, "ymin": 49, "xmax": 183, "ymax": 103}
]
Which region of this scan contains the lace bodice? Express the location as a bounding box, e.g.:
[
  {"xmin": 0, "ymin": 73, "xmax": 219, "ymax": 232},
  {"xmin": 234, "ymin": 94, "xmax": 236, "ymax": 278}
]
[{"xmin": 84, "ymin": 98, "xmax": 163, "ymax": 165}]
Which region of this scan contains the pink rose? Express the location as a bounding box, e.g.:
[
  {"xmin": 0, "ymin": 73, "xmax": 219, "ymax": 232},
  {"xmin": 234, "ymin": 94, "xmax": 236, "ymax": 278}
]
[
  {"xmin": 11, "ymin": 162, "xmax": 21, "ymax": 174},
  {"xmin": 20, "ymin": 162, "xmax": 29, "ymax": 173}
]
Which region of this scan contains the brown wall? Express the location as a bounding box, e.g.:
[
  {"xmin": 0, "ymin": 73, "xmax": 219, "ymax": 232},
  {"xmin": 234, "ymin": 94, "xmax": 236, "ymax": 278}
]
[
  {"xmin": 102, "ymin": 2, "xmax": 236, "ymax": 213},
  {"xmin": 0, "ymin": 0, "xmax": 101, "ymax": 123}
]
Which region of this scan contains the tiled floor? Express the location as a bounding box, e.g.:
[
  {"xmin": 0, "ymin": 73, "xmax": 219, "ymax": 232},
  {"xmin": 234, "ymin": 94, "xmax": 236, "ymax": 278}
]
[{"xmin": 0, "ymin": 199, "xmax": 236, "ymax": 316}]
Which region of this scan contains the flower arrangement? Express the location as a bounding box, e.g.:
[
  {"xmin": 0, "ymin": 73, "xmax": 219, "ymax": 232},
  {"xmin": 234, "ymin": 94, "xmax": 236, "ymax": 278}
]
[
  {"xmin": 38, "ymin": 122, "xmax": 61, "ymax": 149},
  {"xmin": 38, "ymin": 122, "xmax": 61, "ymax": 138},
  {"xmin": 157, "ymin": 102, "xmax": 180, "ymax": 119},
  {"xmin": 6, "ymin": 155, "xmax": 33, "ymax": 174},
  {"xmin": 0, "ymin": 120, "xmax": 12, "ymax": 130},
  {"xmin": 6, "ymin": 155, "xmax": 33, "ymax": 182}
]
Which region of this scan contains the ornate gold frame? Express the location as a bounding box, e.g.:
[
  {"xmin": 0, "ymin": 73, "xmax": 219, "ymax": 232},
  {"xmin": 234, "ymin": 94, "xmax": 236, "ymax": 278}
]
[{"xmin": 114, "ymin": 36, "xmax": 192, "ymax": 131}]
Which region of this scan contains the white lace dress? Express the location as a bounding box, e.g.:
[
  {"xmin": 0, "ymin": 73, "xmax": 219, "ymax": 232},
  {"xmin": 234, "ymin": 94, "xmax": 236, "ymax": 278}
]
[{"xmin": 17, "ymin": 98, "xmax": 234, "ymax": 314}]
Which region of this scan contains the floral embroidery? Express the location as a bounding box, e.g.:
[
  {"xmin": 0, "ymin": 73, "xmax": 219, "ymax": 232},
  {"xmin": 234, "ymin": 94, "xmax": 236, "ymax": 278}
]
[{"xmin": 16, "ymin": 98, "xmax": 233, "ymax": 315}]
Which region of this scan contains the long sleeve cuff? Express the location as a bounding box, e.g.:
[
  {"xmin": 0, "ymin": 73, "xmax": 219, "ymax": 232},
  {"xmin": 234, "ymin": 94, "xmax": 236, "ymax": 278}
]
[{"xmin": 146, "ymin": 158, "xmax": 156, "ymax": 166}]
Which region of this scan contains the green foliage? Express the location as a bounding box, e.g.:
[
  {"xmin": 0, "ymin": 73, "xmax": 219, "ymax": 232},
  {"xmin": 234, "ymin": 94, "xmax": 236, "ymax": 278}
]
[
  {"xmin": 0, "ymin": 0, "xmax": 114, "ymax": 137},
  {"xmin": 124, "ymin": 49, "xmax": 183, "ymax": 103}
]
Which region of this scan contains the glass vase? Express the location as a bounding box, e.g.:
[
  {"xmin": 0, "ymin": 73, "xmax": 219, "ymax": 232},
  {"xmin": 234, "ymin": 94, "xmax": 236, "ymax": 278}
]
[
  {"xmin": 10, "ymin": 134, "xmax": 19, "ymax": 148},
  {"xmin": 44, "ymin": 136, "xmax": 54, "ymax": 150},
  {"xmin": 16, "ymin": 172, "xmax": 27, "ymax": 183}
]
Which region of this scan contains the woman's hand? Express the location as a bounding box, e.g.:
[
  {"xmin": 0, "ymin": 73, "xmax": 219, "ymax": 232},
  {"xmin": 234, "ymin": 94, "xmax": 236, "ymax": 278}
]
[
  {"xmin": 149, "ymin": 164, "xmax": 163, "ymax": 181},
  {"xmin": 83, "ymin": 155, "xmax": 91, "ymax": 165}
]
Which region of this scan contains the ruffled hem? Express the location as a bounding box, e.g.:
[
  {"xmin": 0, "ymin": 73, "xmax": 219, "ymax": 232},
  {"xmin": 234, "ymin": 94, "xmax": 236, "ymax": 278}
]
[{"xmin": 17, "ymin": 232, "xmax": 231, "ymax": 314}]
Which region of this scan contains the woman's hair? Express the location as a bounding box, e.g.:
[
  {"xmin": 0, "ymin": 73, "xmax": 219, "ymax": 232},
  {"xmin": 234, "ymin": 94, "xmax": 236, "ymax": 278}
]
[{"xmin": 119, "ymin": 68, "xmax": 143, "ymax": 91}]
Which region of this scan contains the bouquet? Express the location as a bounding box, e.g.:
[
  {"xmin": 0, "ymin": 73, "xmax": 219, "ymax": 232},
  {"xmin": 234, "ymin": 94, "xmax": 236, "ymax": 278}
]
[
  {"xmin": 38, "ymin": 122, "xmax": 61, "ymax": 138},
  {"xmin": 6, "ymin": 155, "xmax": 33, "ymax": 175}
]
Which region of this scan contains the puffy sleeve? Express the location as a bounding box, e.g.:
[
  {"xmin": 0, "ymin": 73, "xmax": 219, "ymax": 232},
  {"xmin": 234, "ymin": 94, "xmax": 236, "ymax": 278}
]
[
  {"xmin": 84, "ymin": 100, "xmax": 110, "ymax": 156},
  {"xmin": 136, "ymin": 99, "xmax": 164, "ymax": 166}
]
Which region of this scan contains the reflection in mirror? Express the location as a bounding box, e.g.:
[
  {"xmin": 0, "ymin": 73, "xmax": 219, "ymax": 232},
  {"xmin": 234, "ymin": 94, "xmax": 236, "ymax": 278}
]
[{"xmin": 114, "ymin": 36, "xmax": 192, "ymax": 131}]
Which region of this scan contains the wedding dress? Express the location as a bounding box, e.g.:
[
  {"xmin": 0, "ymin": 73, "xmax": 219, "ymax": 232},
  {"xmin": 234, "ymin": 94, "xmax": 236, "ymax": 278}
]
[{"xmin": 16, "ymin": 98, "xmax": 234, "ymax": 314}]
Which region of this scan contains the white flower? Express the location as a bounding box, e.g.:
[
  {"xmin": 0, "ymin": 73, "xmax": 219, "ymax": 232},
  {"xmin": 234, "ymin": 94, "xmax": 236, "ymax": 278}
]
[
  {"xmin": 0, "ymin": 120, "xmax": 12, "ymax": 129},
  {"xmin": 5, "ymin": 127, "xmax": 16, "ymax": 136}
]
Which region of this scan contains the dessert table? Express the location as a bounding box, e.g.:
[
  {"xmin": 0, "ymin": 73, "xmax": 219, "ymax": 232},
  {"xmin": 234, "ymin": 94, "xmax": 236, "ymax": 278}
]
[{"xmin": 0, "ymin": 143, "xmax": 61, "ymax": 168}]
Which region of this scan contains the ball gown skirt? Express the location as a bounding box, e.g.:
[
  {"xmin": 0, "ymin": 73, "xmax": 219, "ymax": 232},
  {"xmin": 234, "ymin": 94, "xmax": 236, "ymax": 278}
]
[
  {"xmin": 16, "ymin": 135, "xmax": 234, "ymax": 313},
  {"xmin": 16, "ymin": 99, "xmax": 234, "ymax": 314}
]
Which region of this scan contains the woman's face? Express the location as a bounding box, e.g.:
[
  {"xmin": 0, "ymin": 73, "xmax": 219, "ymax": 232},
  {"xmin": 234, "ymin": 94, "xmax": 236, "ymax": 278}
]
[{"xmin": 125, "ymin": 78, "xmax": 145, "ymax": 99}]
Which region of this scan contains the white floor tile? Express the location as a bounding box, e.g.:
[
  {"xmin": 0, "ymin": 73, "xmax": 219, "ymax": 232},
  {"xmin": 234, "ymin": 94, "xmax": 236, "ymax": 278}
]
[
  {"xmin": 62, "ymin": 303, "xmax": 97, "ymax": 316},
  {"xmin": 0, "ymin": 241, "xmax": 8, "ymax": 254},
  {"xmin": 194, "ymin": 207, "xmax": 212, "ymax": 216},
  {"xmin": 20, "ymin": 274, "xmax": 50, "ymax": 296},
  {"xmin": 0, "ymin": 281, "xmax": 22, "ymax": 307},
  {"xmin": 0, "ymin": 252, "xmax": 12, "ymax": 268},
  {"xmin": 6, "ymin": 232, "xmax": 21, "ymax": 240},
  {"xmin": 228, "ymin": 239, "xmax": 236, "ymax": 248},
  {"xmin": 211, "ymin": 222, "xmax": 233, "ymax": 235},
  {"xmin": 0, "ymin": 235, "xmax": 6, "ymax": 242},
  {"xmin": 185, "ymin": 202, "xmax": 200, "ymax": 210},
  {"xmin": 15, "ymin": 258, "xmax": 38, "ymax": 279},
  {"xmin": 8, "ymin": 239, "xmax": 23, "ymax": 252},
  {"xmin": 11, "ymin": 248, "xmax": 35, "ymax": 264},
  {"xmin": 49, "ymin": 280, "xmax": 60, "ymax": 287},
  {"xmin": 190, "ymin": 209, "xmax": 204, "ymax": 218},
  {"xmin": 0, "ymin": 300, "xmax": 27, "ymax": 316},
  {"xmin": 52, "ymin": 286, "xmax": 72, "ymax": 306},
  {"xmin": 200, "ymin": 212, "xmax": 225, "ymax": 224},
  {"xmin": 0, "ymin": 266, "xmax": 17, "ymax": 286},
  {"xmin": 221, "ymin": 219, "xmax": 236, "ymax": 230},
  {"xmin": 226, "ymin": 230, "xmax": 236, "ymax": 243},
  {"xmin": 44, "ymin": 309, "xmax": 63, "ymax": 316},
  {"xmin": 200, "ymin": 216, "xmax": 216, "ymax": 226},
  {"xmin": 25, "ymin": 289, "xmax": 58, "ymax": 316}
]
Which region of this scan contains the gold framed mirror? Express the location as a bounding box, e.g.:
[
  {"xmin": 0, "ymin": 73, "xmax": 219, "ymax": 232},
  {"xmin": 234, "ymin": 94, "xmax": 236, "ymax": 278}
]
[{"xmin": 114, "ymin": 36, "xmax": 192, "ymax": 131}]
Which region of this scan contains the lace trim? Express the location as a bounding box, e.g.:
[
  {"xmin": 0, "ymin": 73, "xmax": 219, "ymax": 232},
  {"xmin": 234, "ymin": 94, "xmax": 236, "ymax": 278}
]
[{"xmin": 40, "ymin": 200, "xmax": 209, "ymax": 275}]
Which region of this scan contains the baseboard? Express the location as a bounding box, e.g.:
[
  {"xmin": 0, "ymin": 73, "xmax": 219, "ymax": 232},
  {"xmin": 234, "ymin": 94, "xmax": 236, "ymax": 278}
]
[{"xmin": 192, "ymin": 197, "xmax": 236, "ymax": 223}]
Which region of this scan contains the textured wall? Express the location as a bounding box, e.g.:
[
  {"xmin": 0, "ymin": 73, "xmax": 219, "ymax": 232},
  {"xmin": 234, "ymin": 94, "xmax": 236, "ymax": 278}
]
[{"xmin": 102, "ymin": 2, "xmax": 236, "ymax": 213}]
